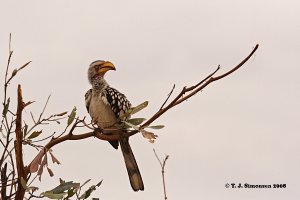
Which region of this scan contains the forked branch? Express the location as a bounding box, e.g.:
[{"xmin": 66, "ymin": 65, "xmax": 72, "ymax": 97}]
[
  {"xmin": 153, "ymin": 149, "xmax": 169, "ymax": 200},
  {"xmin": 26, "ymin": 44, "xmax": 259, "ymax": 176},
  {"xmin": 141, "ymin": 44, "xmax": 259, "ymax": 128}
]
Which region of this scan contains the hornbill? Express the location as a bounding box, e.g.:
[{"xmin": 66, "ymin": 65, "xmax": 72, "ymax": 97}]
[{"xmin": 85, "ymin": 60, "xmax": 144, "ymax": 191}]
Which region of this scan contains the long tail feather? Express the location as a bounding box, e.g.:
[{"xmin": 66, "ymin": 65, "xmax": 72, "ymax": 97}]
[{"xmin": 119, "ymin": 137, "xmax": 144, "ymax": 191}]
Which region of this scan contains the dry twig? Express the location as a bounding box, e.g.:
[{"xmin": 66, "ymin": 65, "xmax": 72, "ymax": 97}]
[{"xmin": 153, "ymin": 149, "xmax": 169, "ymax": 200}]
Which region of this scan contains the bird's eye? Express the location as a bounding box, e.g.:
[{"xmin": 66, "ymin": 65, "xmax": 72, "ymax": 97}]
[{"xmin": 94, "ymin": 65, "xmax": 100, "ymax": 71}]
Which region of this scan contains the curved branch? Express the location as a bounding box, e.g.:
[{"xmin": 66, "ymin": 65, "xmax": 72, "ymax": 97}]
[
  {"xmin": 174, "ymin": 44, "xmax": 259, "ymax": 106},
  {"xmin": 27, "ymin": 44, "xmax": 259, "ymax": 172},
  {"xmin": 141, "ymin": 44, "xmax": 259, "ymax": 127}
]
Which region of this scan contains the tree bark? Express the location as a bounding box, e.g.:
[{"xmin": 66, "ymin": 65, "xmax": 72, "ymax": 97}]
[{"xmin": 14, "ymin": 85, "xmax": 27, "ymax": 200}]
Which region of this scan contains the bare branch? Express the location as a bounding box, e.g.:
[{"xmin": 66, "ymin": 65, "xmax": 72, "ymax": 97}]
[
  {"xmin": 140, "ymin": 44, "xmax": 259, "ymax": 128},
  {"xmin": 160, "ymin": 84, "xmax": 176, "ymax": 110},
  {"xmin": 153, "ymin": 149, "xmax": 163, "ymax": 168},
  {"xmin": 153, "ymin": 149, "xmax": 169, "ymax": 200},
  {"xmin": 30, "ymin": 112, "xmax": 36, "ymax": 124},
  {"xmin": 1, "ymin": 163, "xmax": 8, "ymax": 200},
  {"xmin": 185, "ymin": 65, "xmax": 220, "ymax": 91},
  {"xmin": 31, "ymin": 132, "xmax": 56, "ymax": 143},
  {"xmin": 8, "ymin": 33, "xmax": 11, "ymax": 54},
  {"xmin": 6, "ymin": 61, "xmax": 31, "ymax": 87},
  {"xmin": 3, "ymin": 34, "xmax": 13, "ymax": 105},
  {"xmin": 7, "ymin": 147, "xmax": 16, "ymax": 197},
  {"xmin": 26, "ymin": 96, "xmax": 66, "ymax": 137},
  {"xmin": 26, "ymin": 44, "xmax": 259, "ymax": 185},
  {"xmin": 174, "ymin": 44, "xmax": 259, "ymax": 106},
  {"xmin": 23, "ymin": 101, "xmax": 35, "ymax": 108},
  {"xmin": 1, "ymin": 35, "xmax": 31, "ymax": 199},
  {"xmin": 0, "ymin": 119, "xmax": 15, "ymax": 170},
  {"xmin": 38, "ymin": 95, "xmax": 51, "ymax": 122},
  {"xmin": 14, "ymin": 85, "xmax": 27, "ymax": 199},
  {"xmin": 3, "ymin": 35, "xmax": 31, "ymax": 105}
]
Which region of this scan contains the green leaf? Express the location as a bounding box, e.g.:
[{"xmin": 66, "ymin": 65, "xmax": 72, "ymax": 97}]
[
  {"xmin": 51, "ymin": 181, "xmax": 78, "ymax": 194},
  {"xmin": 27, "ymin": 130, "xmax": 42, "ymax": 139},
  {"xmin": 96, "ymin": 180, "xmax": 103, "ymax": 187},
  {"xmin": 67, "ymin": 107, "xmax": 77, "ymax": 126},
  {"xmin": 127, "ymin": 118, "xmax": 146, "ymax": 126},
  {"xmin": 79, "ymin": 186, "xmax": 96, "ymax": 199},
  {"xmin": 23, "ymin": 124, "xmax": 28, "ymax": 138},
  {"xmin": 80, "ymin": 179, "xmax": 91, "ymax": 188},
  {"xmin": 2, "ymin": 97, "xmax": 10, "ymax": 117},
  {"xmin": 66, "ymin": 188, "xmax": 76, "ymax": 198},
  {"xmin": 147, "ymin": 125, "xmax": 165, "ymax": 129},
  {"xmin": 21, "ymin": 177, "xmax": 29, "ymax": 191},
  {"xmin": 120, "ymin": 101, "xmax": 148, "ymax": 120},
  {"xmin": 79, "ymin": 180, "xmax": 102, "ymax": 199},
  {"xmin": 130, "ymin": 101, "xmax": 148, "ymax": 115},
  {"xmin": 123, "ymin": 121, "xmax": 139, "ymax": 131},
  {"xmin": 42, "ymin": 191, "xmax": 66, "ymax": 199}
]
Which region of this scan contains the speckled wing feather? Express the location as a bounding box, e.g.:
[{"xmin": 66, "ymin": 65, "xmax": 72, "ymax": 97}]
[
  {"xmin": 103, "ymin": 87, "xmax": 131, "ymax": 118},
  {"xmin": 85, "ymin": 89, "xmax": 92, "ymax": 112}
]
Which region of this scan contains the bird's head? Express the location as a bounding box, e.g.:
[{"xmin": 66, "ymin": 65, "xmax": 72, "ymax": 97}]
[{"xmin": 88, "ymin": 60, "xmax": 116, "ymax": 83}]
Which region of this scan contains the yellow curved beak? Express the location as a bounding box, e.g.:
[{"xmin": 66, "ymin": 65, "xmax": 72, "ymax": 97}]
[{"xmin": 98, "ymin": 61, "xmax": 116, "ymax": 74}]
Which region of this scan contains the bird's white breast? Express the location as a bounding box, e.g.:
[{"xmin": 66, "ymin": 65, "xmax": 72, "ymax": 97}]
[{"xmin": 89, "ymin": 91, "xmax": 118, "ymax": 129}]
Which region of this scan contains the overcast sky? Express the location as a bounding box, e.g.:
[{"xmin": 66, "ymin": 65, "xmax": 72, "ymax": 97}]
[{"xmin": 1, "ymin": 0, "xmax": 300, "ymax": 199}]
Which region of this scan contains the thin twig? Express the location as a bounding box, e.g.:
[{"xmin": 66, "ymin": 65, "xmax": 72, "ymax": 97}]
[
  {"xmin": 160, "ymin": 84, "xmax": 176, "ymax": 110},
  {"xmin": 31, "ymin": 132, "xmax": 56, "ymax": 143},
  {"xmin": 6, "ymin": 61, "xmax": 31, "ymax": 87},
  {"xmin": 27, "ymin": 173, "xmax": 38, "ymax": 186},
  {"xmin": 8, "ymin": 33, "xmax": 11, "ymax": 53},
  {"xmin": 8, "ymin": 147, "xmax": 16, "ymax": 197},
  {"xmin": 30, "ymin": 112, "xmax": 36, "ymax": 124},
  {"xmin": 38, "ymin": 95, "xmax": 51, "ymax": 122},
  {"xmin": 3, "ymin": 34, "xmax": 13, "ymax": 105},
  {"xmin": 77, "ymin": 120, "xmax": 94, "ymax": 130},
  {"xmin": 153, "ymin": 149, "xmax": 169, "ymax": 200},
  {"xmin": 0, "ymin": 120, "xmax": 14, "ymax": 169},
  {"xmin": 185, "ymin": 65, "xmax": 220, "ymax": 91},
  {"xmin": 0, "ymin": 138, "xmax": 13, "ymax": 165},
  {"xmin": 26, "ymin": 95, "xmax": 65, "ymax": 136},
  {"xmin": 141, "ymin": 44, "xmax": 259, "ymax": 128}
]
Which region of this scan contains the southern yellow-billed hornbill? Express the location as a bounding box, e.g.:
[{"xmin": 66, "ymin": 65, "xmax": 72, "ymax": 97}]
[{"xmin": 85, "ymin": 60, "xmax": 144, "ymax": 191}]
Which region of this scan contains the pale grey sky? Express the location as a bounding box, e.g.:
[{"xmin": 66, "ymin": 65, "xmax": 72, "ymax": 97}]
[{"xmin": 1, "ymin": 0, "xmax": 300, "ymax": 199}]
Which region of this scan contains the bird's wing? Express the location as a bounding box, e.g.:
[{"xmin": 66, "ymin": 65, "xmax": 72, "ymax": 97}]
[
  {"xmin": 103, "ymin": 87, "xmax": 131, "ymax": 118},
  {"xmin": 85, "ymin": 89, "xmax": 93, "ymax": 112}
]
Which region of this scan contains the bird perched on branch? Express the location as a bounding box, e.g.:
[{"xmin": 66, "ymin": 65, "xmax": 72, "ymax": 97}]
[{"xmin": 85, "ymin": 60, "xmax": 144, "ymax": 191}]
